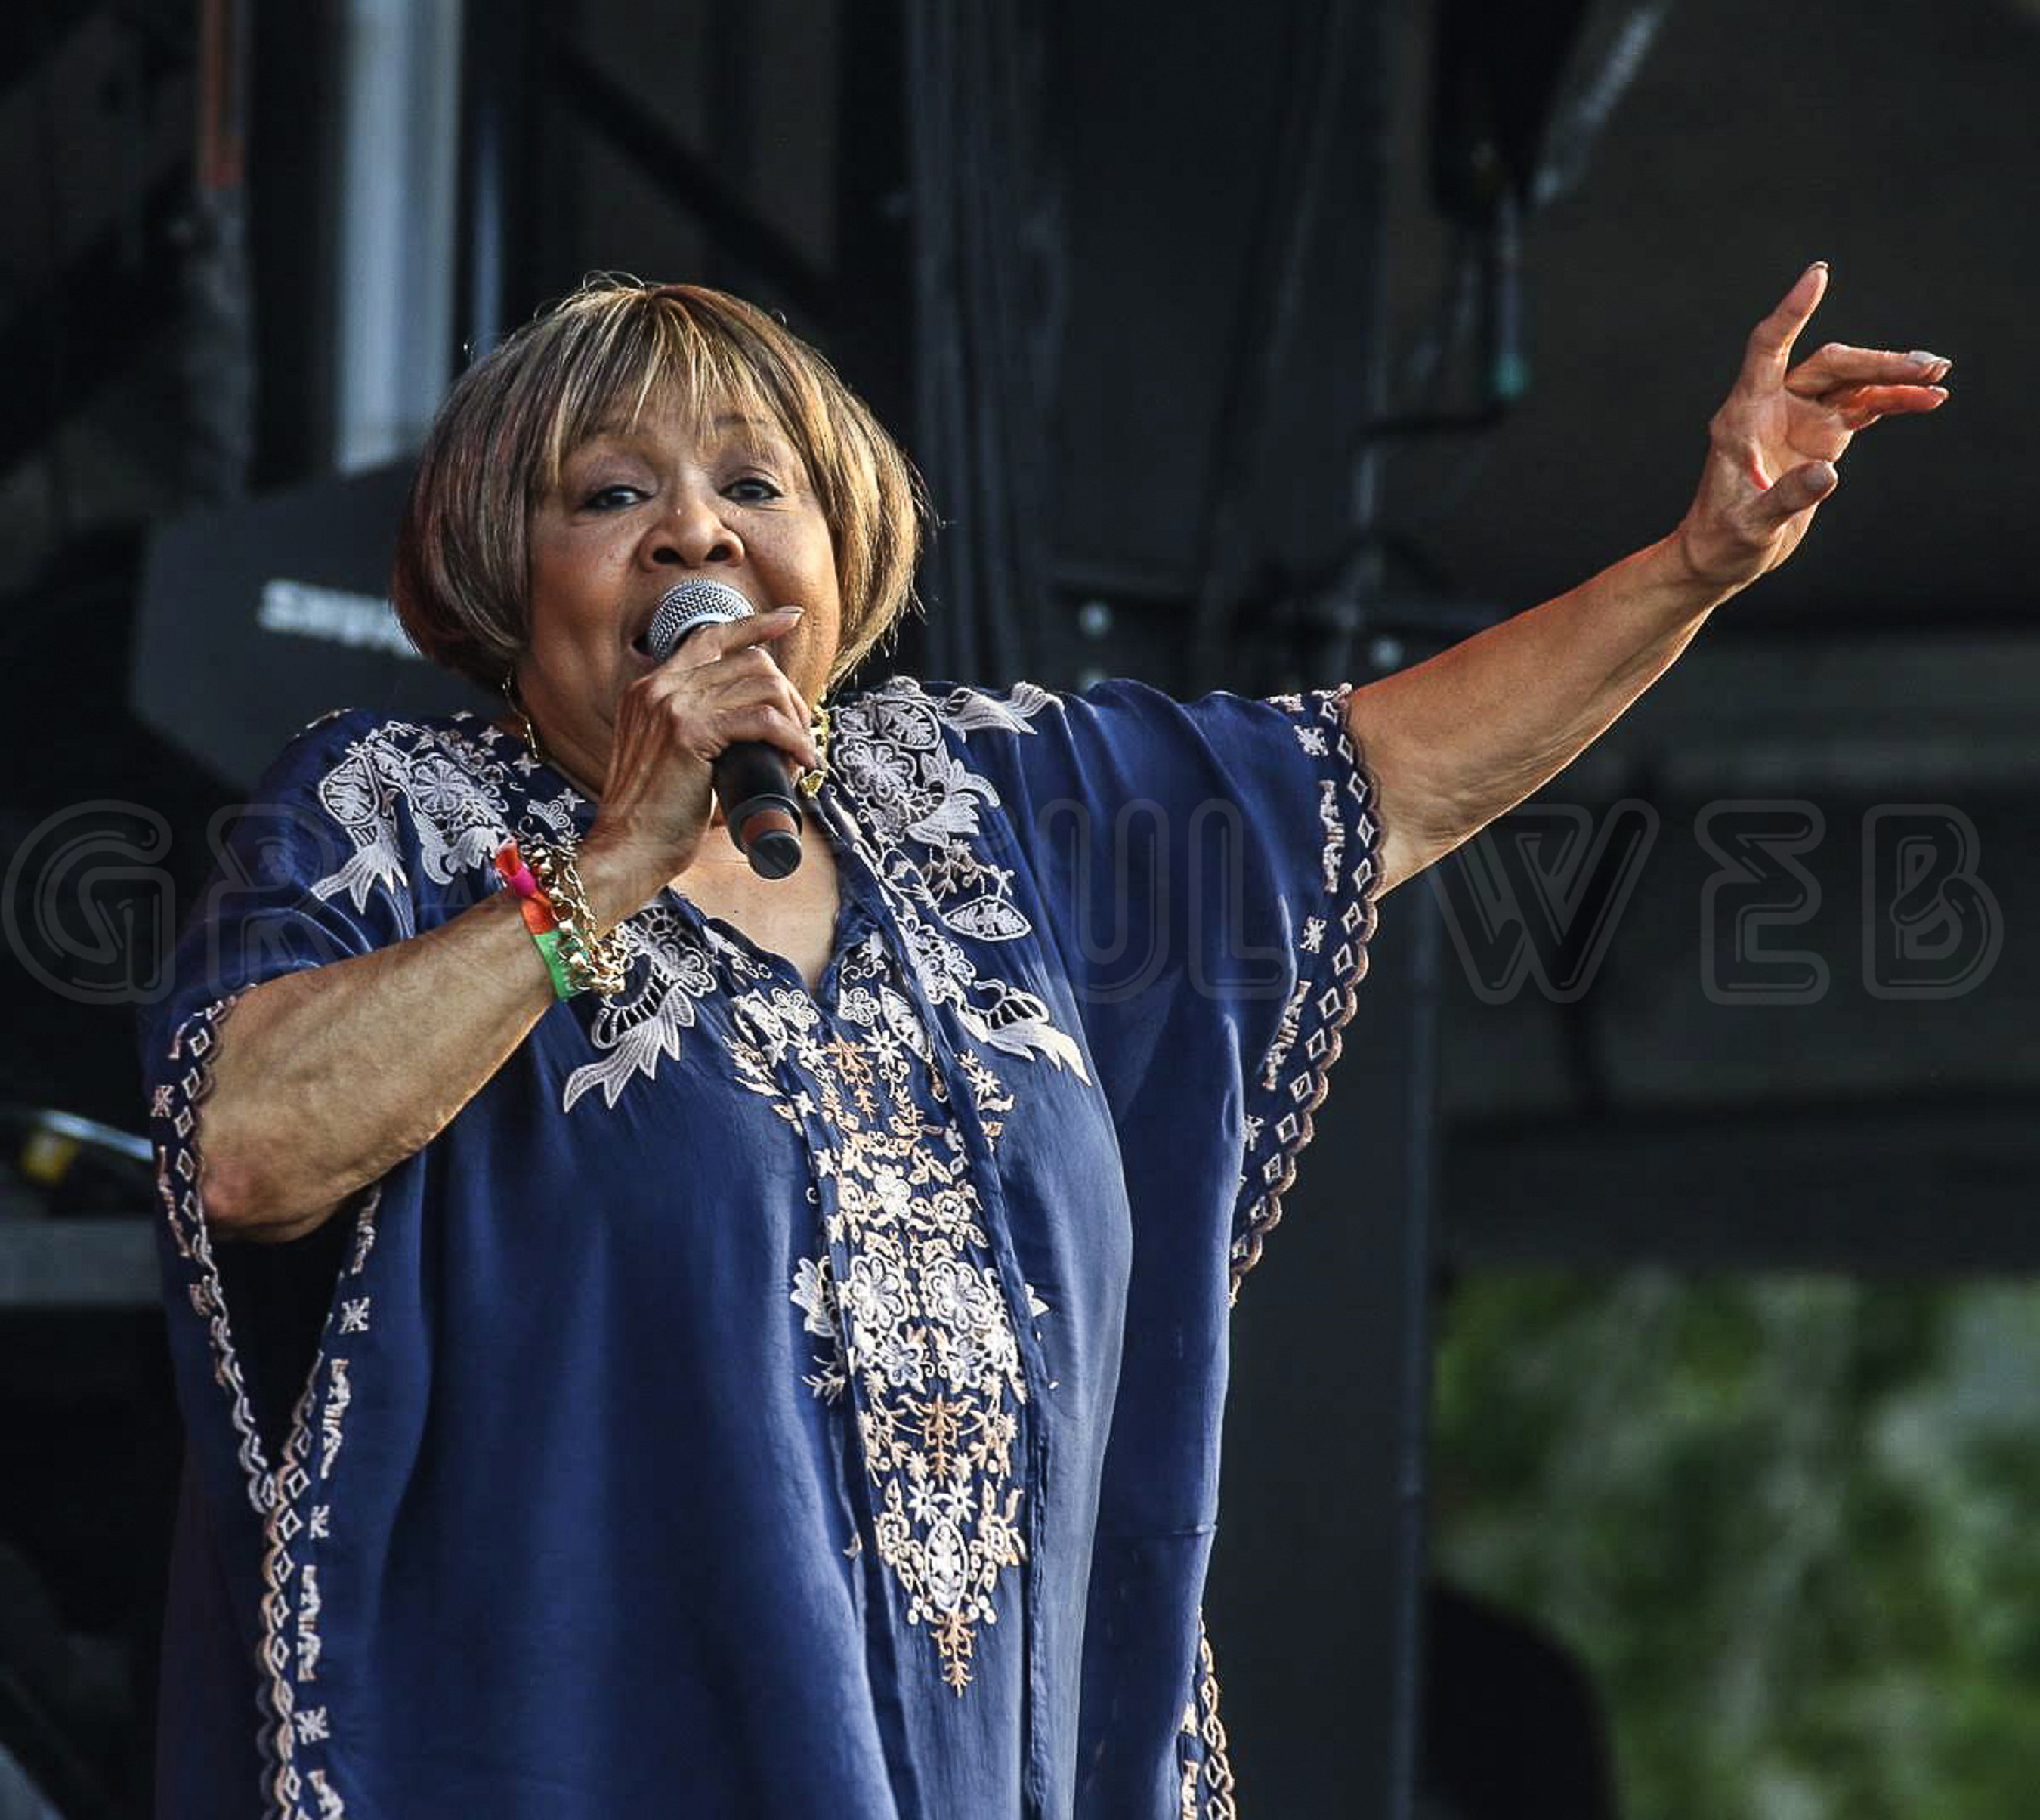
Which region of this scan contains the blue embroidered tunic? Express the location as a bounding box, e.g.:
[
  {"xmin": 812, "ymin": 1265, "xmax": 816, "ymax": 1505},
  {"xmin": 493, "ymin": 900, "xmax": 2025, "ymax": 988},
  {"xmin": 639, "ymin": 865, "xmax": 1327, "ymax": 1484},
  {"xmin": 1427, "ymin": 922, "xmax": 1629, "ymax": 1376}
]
[{"xmin": 143, "ymin": 679, "xmax": 1381, "ymax": 1820}]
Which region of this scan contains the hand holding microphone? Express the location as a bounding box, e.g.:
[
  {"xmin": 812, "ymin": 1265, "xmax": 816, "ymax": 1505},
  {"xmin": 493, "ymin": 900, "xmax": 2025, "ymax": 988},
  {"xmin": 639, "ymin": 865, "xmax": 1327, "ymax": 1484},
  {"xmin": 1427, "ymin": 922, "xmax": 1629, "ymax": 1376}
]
[{"xmin": 644, "ymin": 579, "xmax": 811, "ymax": 879}]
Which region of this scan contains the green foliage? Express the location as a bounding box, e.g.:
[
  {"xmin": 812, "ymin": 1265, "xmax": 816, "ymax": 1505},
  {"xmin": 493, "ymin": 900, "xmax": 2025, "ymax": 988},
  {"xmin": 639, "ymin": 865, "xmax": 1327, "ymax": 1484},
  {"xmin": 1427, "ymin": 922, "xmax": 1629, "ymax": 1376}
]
[{"xmin": 1431, "ymin": 1273, "xmax": 2040, "ymax": 1820}]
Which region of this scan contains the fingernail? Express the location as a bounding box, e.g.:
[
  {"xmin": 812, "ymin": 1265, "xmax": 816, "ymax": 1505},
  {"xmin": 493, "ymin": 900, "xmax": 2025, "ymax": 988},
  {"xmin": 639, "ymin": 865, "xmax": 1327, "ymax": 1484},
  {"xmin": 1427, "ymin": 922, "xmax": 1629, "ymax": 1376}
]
[
  {"xmin": 1907, "ymin": 350, "xmax": 1949, "ymax": 371},
  {"xmin": 1808, "ymin": 260, "xmax": 1828, "ymax": 273},
  {"xmin": 774, "ymin": 606, "xmax": 805, "ymax": 619}
]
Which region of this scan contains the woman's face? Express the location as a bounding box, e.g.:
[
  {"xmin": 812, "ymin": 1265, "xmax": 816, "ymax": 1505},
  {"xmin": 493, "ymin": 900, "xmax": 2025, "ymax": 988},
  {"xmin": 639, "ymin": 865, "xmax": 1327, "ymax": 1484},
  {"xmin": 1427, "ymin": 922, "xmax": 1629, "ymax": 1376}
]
[{"xmin": 518, "ymin": 387, "xmax": 842, "ymax": 774}]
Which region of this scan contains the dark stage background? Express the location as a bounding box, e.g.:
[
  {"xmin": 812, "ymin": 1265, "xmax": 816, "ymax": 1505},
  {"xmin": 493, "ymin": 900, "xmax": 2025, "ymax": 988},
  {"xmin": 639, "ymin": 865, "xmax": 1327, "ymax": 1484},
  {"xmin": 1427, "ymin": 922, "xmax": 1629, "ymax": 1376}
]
[{"xmin": 2, "ymin": 2, "xmax": 2035, "ymax": 1815}]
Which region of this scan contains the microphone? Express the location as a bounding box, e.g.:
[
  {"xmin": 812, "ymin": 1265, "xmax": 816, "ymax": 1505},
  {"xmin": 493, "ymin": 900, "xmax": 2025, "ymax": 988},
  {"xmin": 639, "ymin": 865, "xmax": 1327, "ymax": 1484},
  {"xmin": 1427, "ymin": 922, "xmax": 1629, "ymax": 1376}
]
[{"xmin": 644, "ymin": 579, "xmax": 806, "ymax": 879}]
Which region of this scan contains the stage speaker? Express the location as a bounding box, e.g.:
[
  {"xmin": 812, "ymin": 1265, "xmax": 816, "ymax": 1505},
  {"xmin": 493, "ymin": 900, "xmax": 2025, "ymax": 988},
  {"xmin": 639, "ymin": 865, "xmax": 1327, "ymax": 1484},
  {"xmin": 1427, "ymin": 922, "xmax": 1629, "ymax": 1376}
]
[{"xmin": 131, "ymin": 462, "xmax": 493, "ymax": 793}]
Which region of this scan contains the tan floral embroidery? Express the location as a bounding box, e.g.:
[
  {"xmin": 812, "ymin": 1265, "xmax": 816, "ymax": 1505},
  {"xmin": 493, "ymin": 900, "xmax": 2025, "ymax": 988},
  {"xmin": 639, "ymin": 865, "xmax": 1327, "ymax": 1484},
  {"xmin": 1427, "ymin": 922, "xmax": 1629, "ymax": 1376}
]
[{"xmin": 764, "ymin": 935, "xmax": 1040, "ymax": 1694}]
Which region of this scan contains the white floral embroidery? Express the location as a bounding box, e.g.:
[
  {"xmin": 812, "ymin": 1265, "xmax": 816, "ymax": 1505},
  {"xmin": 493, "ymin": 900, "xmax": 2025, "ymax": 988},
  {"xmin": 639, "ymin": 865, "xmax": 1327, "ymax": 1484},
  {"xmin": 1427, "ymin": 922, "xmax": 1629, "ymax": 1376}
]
[
  {"xmin": 560, "ymin": 904, "xmax": 725, "ymax": 1112},
  {"xmin": 309, "ymin": 723, "xmax": 516, "ymax": 916},
  {"xmin": 296, "ymin": 1565, "xmax": 323, "ymax": 1682},
  {"xmin": 347, "ymin": 1190, "xmax": 380, "ymax": 1276},
  {"xmin": 1317, "ymin": 778, "xmax": 1346, "ymax": 892},
  {"xmin": 296, "ymin": 704, "xmax": 1090, "ymax": 1111},
  {"xmin": 1259, "ymin": 981, "xmax": 1308, "ymax": 1093},
  {"xmin": 320, "ymin": 1359, "xmax": 351, "ymax": 1480},
  {"xmin": 828, "ymin": 682, "xmax": 1090, "ymax": 1082},
  {"xmin": 790, "ymin": 1256, "xmax": 835, "ymax": 1339}
]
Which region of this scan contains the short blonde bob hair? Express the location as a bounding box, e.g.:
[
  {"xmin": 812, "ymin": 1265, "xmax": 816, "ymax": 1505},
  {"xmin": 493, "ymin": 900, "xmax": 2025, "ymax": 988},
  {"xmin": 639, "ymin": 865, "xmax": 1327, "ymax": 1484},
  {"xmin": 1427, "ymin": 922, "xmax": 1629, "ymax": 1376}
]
[{"xmin": 392, "ymin": 277, "xmax": 925, "ymax": 691}]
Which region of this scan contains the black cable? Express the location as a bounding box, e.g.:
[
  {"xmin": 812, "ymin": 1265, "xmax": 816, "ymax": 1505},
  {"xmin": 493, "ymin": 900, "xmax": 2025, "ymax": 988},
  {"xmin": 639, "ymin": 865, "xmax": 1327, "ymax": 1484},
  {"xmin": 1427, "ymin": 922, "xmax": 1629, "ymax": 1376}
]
[
  {"xmin": 907, "ymin": 0, "xmax": 1059, "ymax": 688},
  {"xmin": 956, "ymin": 8, "xmax": 1011, "ymax": 684},
  {"xmin": 906, "ymin": 0, "xmax": 976, "ymax": 681},
  {"xmin": 980, "ymin": 0, "xmax": 1031, "ymax": 686},
  {"xmin": 962, "ymin": 0, "xmax": 1054, "ymax": 686},
  {"xmin": 1186, "ymin": 0, "xmax": 1353, "ymax": 687},
  {"xmin": 29, "ymin": 5, "xmax": 76, "ymax": 552}
]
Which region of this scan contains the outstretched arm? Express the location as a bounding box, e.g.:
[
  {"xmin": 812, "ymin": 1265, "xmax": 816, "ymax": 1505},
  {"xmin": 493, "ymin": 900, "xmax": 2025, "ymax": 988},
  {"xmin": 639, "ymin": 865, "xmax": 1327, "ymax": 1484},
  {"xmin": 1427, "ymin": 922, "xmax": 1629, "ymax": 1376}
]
[{"xmin": 1347, "ymin": 263, "xmax": 1950, "ymax": 895}]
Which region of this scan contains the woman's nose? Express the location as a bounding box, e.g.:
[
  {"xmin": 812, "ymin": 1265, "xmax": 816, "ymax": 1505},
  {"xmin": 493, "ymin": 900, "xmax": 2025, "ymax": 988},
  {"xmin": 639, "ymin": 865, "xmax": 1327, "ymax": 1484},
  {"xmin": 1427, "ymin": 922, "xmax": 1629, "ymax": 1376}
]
[{"xmin": 647, "ymin": 490, "xmax": 743, "ymax": 568}]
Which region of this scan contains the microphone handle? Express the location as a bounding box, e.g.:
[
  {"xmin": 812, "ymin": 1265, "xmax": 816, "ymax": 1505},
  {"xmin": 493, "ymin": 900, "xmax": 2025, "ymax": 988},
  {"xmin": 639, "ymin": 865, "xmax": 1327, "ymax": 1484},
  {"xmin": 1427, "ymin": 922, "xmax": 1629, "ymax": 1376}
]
[{"xmin": 713, "ymin": 741, "xmax": 804, "ymax": 879}]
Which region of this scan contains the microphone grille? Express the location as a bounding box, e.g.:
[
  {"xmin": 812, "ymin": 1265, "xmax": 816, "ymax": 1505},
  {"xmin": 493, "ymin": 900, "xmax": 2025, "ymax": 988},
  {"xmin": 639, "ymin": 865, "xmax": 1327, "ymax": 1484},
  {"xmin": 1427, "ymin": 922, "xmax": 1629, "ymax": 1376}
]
[{"xmin": 646, "ymin": 579, "xmax": 755, "ymax": 663}]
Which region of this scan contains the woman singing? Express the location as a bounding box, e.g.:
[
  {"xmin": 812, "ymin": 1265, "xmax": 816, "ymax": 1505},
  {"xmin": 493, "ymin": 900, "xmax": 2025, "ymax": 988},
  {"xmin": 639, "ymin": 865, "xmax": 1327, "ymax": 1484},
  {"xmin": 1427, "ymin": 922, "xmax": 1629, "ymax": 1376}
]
[{"xmin": 144, "ymin": 271, "xmax": 1946, "ymax": 1817}]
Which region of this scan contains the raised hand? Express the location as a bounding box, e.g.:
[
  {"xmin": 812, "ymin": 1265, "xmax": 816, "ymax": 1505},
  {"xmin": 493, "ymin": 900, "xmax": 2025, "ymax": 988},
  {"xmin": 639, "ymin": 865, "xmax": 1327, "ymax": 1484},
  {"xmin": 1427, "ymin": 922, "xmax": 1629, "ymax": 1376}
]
[{"xmin": 1675, "ymin": 263, "xmax": 1950, "ymax": 591}]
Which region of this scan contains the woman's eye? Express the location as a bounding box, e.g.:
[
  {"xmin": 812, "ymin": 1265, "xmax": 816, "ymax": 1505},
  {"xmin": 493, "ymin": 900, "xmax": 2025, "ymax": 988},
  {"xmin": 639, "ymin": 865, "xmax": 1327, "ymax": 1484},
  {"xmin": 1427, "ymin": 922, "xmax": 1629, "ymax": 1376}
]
[
  {"xmin": 726, "ymin": 475, "xmax": 784, "ymax": 503},
  {"xmin": 583, "ymin": 484, "xmax": 645, "ymax": 511}
]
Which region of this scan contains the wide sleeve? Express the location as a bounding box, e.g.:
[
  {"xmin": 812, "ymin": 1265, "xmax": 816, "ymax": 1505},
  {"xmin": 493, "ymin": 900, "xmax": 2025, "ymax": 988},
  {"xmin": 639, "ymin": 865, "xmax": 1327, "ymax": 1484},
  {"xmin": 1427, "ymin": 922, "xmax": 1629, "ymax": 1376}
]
[
  {"xmin": 138, "ymin": 708, "xmax": 425, "ymax": 1522},
  {"xmin": 144, "ymin": 706, "xmax": 425, "ymax": 1035},
  {"xmin": 954, "ymin": 678, "xmax": 1385, "ymax": 1294}
]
